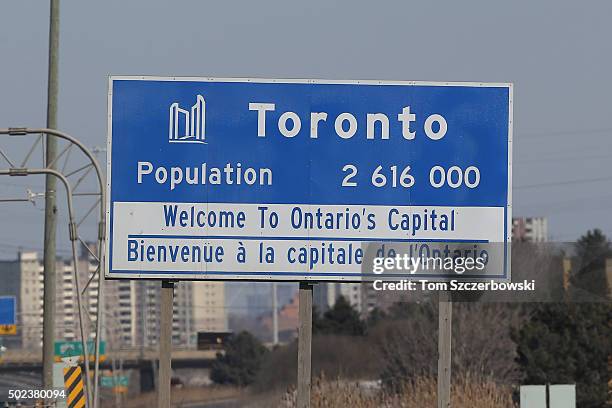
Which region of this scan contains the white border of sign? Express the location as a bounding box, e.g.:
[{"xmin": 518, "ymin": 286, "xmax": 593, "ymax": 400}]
[{"xmin": 105, "ymin": 77, "xmax": 513, "ymax": 282}]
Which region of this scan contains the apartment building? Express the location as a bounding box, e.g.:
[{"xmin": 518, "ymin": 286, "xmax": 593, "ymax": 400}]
[
  {"xmin": 512, "ymin": 217, "xmax": 548, "ymax": 242},
  {"xmin": 0, "ymin": 251, "xmax": 97, "ymax": 349},
  {"xmin": 1, "ymin": 247, "xmax": 231, "ymax": 350},
  {"xmin": 192, "ymin": 282, "xmax": 227, "ymax": 335}
]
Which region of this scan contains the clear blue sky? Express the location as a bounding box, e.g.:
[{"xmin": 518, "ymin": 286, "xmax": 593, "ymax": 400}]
[{"xmin": 1, "ymin": 0, "xmax": 611, "ymax": 257}]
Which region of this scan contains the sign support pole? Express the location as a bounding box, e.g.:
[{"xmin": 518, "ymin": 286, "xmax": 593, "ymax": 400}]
[
  {"xmin": 296, "ymin": 281, "xmax": 313, "ymax": 408},
  {"xmin": 437, "ymin": 290, "xmax": 452, "ymax": 408},
  {"xmin": 158, "ymin": 281, "xmax": 174, "ymax": 408}
]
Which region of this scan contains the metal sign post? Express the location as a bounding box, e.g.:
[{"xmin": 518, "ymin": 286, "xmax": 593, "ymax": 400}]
[
  {"xmin": 297, "ymin": 282, "xmax": 313, "ymax": 408},
  {"xmin": 158, "ymin": 281, "xmax": 174, "ymax": 408},
  {"xmin": 437, "ymin": 291, "xmax": 452, "ymax": 408}
]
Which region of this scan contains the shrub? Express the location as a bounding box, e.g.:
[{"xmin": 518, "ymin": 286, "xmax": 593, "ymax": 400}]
[{"xmin": 210, "ymin": 331, "xmax": 268, "ymax": 386}]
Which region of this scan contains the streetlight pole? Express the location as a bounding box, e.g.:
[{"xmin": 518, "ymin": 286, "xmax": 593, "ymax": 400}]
[{"xmin": 42, "ymin": 0, "xmax": 60, "ymax": 390}]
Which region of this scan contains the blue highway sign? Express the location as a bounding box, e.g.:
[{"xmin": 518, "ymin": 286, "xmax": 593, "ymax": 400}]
[
  {"xmin": 106, "ymin": 77, "xmax": 512, "ymax": 281},
  {"xmin": 0, "ymin": 296, "xmax": 16, "ymax": 335}
]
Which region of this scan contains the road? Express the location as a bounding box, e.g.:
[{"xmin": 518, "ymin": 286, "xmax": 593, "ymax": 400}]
[
  {"xmin": 183, "ymin": 399, "xmax": 241, "ymax": 408},
  {"xmin": 0, "ymin": 372, "xmax": 41, "ymax": 403}
]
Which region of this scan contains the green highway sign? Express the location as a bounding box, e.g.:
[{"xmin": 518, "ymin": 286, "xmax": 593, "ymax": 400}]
[
  {"xmin": 54, "ymin": 340, "xmax": 106, "ymax": 361},
  {"xmin": 101, "ymin": 375, "xmax": 129, "ymax": 388}
]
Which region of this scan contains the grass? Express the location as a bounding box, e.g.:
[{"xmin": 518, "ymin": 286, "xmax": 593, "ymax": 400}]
[
  {"xmin": 105, "ymin": 385, "xmax": 243, "ymax": 408},
  {"xmin": 104, "ymin": 374, "xmax": 517, "ymax": 408},
  {"xmin": 271, "ymin": 374, "xmax": 516, "ymax": 408}
]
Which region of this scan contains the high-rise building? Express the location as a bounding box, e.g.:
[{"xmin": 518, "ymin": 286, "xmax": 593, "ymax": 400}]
[
  {"xmin": 117, "ymin": 280, "xmax": 195, "ymax": 348},
  {"xmin": 104, "ymin": 279, "xmax": 138, "ymax": 348},
  {"xmin": 512, "ymin": 217, "xmax": 548, "ymax": 242},
  {"xmin": 78, "ymin": 244, "xmax": 201, "ymax": 349},
  {"xmin": 0, "ymin": 252, "xmax": 43, "ymax": 349},
  {"xmin": 0, "ymin": 248, "xmax": 220, "ymax": 350},
  {"xmin": 192, "ymin": 282, "xmax": 226, "ymax": 336},
  {"xmin": 313, "ymin": 282, "xmax": 362, "ymax": 314},
  {"xmin": 0, "ymin": 250, "xmax": 100, "ymax": 349},
  {"xmin": 105, "ymin": 280, "xmax": 225, "ymax": 349}
]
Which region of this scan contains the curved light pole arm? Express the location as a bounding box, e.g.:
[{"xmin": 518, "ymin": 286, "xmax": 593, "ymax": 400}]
[
  {"xmin": 0, "ymin": 167, "xmax": 93, "ymax": 407},
  {"xmin": 1, "ymin": 127, "xmax": 106, "ymax": 408}
]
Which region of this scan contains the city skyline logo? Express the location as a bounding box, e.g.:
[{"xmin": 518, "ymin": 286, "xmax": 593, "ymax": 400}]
[{"xmin": 169, "ymin": 95, "xmax": 206, "ymax": 144}]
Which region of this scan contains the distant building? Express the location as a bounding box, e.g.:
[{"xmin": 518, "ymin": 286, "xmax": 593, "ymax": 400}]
[
  {"xmin": 100, "ymin": 276, "xmax": 225, "ymax": 348},
  {"xmin": 0, "ymin": 248, "xmax": 221, "ymax": 350},
  {"xmin": 260, "ymin": 291, "xmax": 299, "ymax": 342},
  {"xmin": 512, "ymin": 217, "xmax": 548, "ymax": 242},
  {"xmin": 313, "ymin": 283, "xmax": 362, "ymax": 314},
  {"xmin": 104, "ymin": 279, "xmax": 138, "ymax": 347},
  {"xmin": 113, "ymin": 280, "xmax": 195, "ymax": 348},
  {"xmin": 90, "ymin": 278, "xmax": 209, "ymax": 349},
  {"xmin": 0, "ymin": 252, "xmax": 42, "ymax": 349},
  {"xmin": 0, "ymin": 250, "xmax": 99, "ymax": 349},
  {"xmin": 192, "ymin": 282, "xmax": 227, "ymax": 335}
]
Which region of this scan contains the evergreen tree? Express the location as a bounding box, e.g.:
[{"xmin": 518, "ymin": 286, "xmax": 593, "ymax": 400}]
[
  {"xmin": 313, "ymin": 296, "xmax": 366, "ymax": 336},
  {"xmin": 571, "ymin": 229, "xmax": 612, "ymax": 299},
  {"xmin": 366, "ymin": 306, "xmax": 388, "ymax": 328},
  {"xmin": 515, "ymin": 230, "xmax": 612, "ymax": 406},
  {"xmin": 514, "ymin": 303, "xmax": 611, "ymax": 407},
  {"xmin": 210, "ymin": 331, "xmax": 268, "ymax": 386}
]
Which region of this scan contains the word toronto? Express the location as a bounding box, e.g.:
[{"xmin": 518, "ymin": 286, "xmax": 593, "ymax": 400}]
[{"xmin": 248, "ymin": 103, "xmax": 448, "ymax": 140}]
